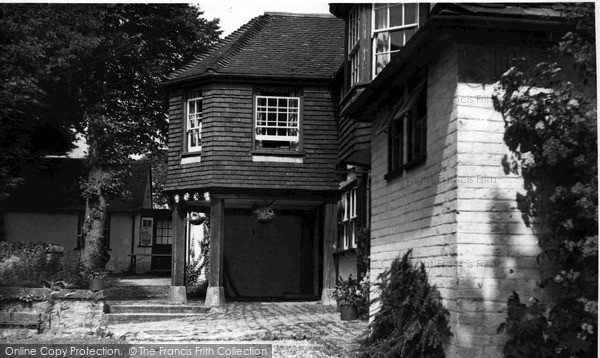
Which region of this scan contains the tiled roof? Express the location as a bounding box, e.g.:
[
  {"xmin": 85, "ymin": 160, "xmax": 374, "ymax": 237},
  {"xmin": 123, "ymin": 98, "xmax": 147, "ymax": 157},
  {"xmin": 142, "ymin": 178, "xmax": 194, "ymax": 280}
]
[
  {"xmin": 4, "ymin": 158, "xmax": 151, "ymax": 212},
  {"xmin": 166, "ymin": 13, "xmax": 345, "ymax": 83},
  {"xmin": 432, "ymin": 3, "xmax": 566, "ymax": 19}
]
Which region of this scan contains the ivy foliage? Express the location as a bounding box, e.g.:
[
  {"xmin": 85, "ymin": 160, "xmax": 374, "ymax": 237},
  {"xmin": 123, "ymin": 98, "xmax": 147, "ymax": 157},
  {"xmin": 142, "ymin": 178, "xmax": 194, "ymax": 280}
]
[
  {"xmin": 360, "ymin": 250, "xmax": 452, "ymax": 358},
  {"xmin": 493, "ymin": 3, "xmax": 597, "ymax": 357}
]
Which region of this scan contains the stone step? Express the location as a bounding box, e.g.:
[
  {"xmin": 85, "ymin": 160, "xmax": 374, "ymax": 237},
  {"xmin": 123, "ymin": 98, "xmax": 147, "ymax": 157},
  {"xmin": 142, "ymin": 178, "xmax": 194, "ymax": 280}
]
[
  {"xmin": 104, "ymin": 286, "xmax": 169, "ymax": 300},
  {"xmin": 109, "ymin": 304, "xmax": 209, "ymax": 314},
  {"xmin": 105, "ymin": 313, "xmax": 205, "ymax": 324}
]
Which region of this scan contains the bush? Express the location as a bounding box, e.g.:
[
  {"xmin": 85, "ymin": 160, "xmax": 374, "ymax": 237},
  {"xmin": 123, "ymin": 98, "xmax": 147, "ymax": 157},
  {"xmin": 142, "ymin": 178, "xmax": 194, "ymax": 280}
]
[
  {"xmin": 492, "ymin": 5, "xmax": 597, "ymax": 357},
  {"xmin": 360, "ymin": 250, "xmax": 452, "ymax": 358},
  {"xmin": 58, "ymin": 262, "xmax": 88, "ymax": 288},
  {"xmin": 0, "ymin": 242, "xmax": 63, "ymax": 261},
  {"xmin": 0, "ymin": 242, "xmax": 64, "ymax": 287}
]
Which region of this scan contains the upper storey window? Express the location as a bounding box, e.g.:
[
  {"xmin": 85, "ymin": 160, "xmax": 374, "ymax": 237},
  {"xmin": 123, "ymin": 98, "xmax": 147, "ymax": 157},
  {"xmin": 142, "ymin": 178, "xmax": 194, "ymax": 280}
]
[
  {"xmin": 348, "ymin": 6, "xmax": 360, "ymax": 86},
  {"xmin": 372, "ymin": 3, "xmax": 419, "ymax": 77},
  {"xmin": 187, "ymin": 97, "xmax": 202, "ymax": 152},
  {"xmin": 255, "ymin": 96, "xmax": 300, "ymax": 151}
]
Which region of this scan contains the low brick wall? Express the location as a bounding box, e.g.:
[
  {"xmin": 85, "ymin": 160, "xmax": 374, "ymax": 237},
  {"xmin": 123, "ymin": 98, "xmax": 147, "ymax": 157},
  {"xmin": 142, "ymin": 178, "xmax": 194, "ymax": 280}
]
[{"xmin": 0, "ymin": 287, "xmax": 106, "ymax": 338}]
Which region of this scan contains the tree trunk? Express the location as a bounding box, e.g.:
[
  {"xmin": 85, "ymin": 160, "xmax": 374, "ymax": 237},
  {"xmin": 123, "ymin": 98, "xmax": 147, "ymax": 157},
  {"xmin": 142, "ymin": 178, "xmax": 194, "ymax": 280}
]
[{"xmin": 81, "ymin": 165, "xmax": 108, "ymax": 272}]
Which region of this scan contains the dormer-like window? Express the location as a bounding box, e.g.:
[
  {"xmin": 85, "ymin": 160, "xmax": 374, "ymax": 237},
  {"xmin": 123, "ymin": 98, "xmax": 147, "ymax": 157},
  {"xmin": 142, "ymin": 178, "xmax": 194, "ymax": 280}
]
[
  {"xmin": 372, "ymin": 3, "xmax": 419, "ymax": 77},
  {"xmin": 187, "ymin": 97, "xmax": 202, "ymax": 152},
  {"xmin": 348, "ymin": 6, "xmax": 361, "ymax": 86}
]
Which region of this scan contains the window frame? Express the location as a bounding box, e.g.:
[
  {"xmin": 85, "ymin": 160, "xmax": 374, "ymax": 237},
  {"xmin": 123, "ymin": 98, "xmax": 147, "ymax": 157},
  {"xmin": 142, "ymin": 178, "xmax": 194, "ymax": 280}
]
[
  {"xmin": 154, "ymin": 219, "xmax": 173, "ymax": 245},
  {"xmin": 348, "ymin": 6, "xmax": 361, "ymax": 87},
  {"xmin": 186, "ymin": 96, "xmax": 203, "ymax": 153},
  {"xmin": 371, "ymin": 3, "xmax": 420, "ymax": 78},
  {"xmin": 339, "ymin": 187, "xmax": 358, "ymax": 250},
  {"xmin": 253, "ymin": 94, "xmax": 302, "ymax": 153},
  {"xmin": 386, "ymin": 81, "xmax": 427, "ymax": 180}
]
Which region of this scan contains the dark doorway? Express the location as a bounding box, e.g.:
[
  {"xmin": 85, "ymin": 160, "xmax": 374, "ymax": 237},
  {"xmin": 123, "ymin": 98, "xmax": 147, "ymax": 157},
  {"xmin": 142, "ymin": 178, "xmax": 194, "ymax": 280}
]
[{"xmin": 151, "ymin": 219, "xmax": 173, "ymax": 273}]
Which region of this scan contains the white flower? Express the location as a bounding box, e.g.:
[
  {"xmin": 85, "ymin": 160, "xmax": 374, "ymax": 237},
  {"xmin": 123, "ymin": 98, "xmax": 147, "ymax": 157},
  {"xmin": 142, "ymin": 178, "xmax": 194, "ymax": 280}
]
[
  {"xmin": 174, "ymin": 194, "xmax": 180, "ymax": 203},
  {"xmin": 553, "ymin": 275, "xmax": 563, "ymax": 283},
  {"xmin": 584, "ymin": 301, "xmax": 598, "ymax": 314},
  {"xmin": 183, "ymin": 193, "xmax": 190, "ymax": 201},
  {"xmin": 581, "ymin": 323, "xmax": 594, "ymax": 334}
]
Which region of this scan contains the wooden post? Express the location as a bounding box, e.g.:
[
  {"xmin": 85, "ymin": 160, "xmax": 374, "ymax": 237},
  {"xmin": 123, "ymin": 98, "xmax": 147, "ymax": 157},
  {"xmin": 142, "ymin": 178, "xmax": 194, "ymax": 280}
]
[
  {"xmin": 169, "ymin": 200, "xmax": 187, "ymax": 303},
  {"xmin": 205, "ymin": 197, "xmax": 225, "ymax": 306},
  {"xmin": 321, "ymin": 201, "xmax": 337, "ymax": 306}
]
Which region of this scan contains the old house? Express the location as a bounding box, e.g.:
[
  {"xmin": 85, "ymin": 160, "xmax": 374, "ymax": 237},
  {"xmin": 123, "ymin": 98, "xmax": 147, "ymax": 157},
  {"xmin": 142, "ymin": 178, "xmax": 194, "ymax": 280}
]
[
  {"xmin": 330, "ymin": 3, "xmax": 570, "ymax": 357},
  {"xmin": 163, "ymin": 13, "xmax": 349, "ymax": 305},
  {"xmin": 2, "ymin": 158, "xmax": 172, "ymax": 274}
]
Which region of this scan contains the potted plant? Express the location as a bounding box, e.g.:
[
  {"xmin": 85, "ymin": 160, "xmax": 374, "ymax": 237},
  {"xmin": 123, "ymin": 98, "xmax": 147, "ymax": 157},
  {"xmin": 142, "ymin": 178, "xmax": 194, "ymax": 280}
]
[
  {"xmin": 86, "ymin": 269, "xmax": 108, "ymax": 291},
  {"xmin": 332, "ymin": 275, "xmax": 364, "ymax": 321}
]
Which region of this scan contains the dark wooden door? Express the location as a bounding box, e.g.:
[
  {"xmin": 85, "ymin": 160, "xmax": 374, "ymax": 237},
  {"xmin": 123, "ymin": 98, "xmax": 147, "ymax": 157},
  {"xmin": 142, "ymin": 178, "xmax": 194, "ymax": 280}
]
[{"xmin": 151, "ymin": 219, "xmax": 173, "ymax": 272}]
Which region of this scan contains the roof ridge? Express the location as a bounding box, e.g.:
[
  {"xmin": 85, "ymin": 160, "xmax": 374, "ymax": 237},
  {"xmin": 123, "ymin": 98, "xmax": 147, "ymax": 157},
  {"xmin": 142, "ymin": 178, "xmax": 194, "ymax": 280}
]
[
  {"xmin": 264, "ymin": 11, "xmax": 334, "ymax": 18},
  {"xmin": 166, "ymin": 17, "xmax": 263, "ymax": 80},
  {"xmin": 165, "ymin": 14, "xmax": 345, "ymax": 83},
  {"xmin": 211, "ymin": 15, "xmax": 271, "ymax": 71}
]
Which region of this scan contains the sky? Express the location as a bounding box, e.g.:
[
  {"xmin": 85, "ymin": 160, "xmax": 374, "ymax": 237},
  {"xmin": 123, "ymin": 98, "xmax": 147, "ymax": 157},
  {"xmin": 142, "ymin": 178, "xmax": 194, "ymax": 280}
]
[{"xmin": 196, "ymin": 1, "xmax": 332, "ymax": 37}]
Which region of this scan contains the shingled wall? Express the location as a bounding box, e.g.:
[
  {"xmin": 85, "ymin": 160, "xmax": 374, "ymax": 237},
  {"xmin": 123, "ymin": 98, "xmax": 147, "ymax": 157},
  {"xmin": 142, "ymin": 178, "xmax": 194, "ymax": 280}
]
[{"xmin": 165, "ymin": 82, "xmax": 340, "ymax": 193}]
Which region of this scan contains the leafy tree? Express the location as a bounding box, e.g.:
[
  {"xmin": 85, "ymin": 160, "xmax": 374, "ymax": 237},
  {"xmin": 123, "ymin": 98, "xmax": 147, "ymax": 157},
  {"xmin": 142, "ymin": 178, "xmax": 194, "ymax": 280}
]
[
  {"xmin": 0, "ymin": 4, "xmax": 101, "ymax": 238},
  {"xmin": 72, "ymin": 5, "xmax": 220, "ymax": 271},
  {"xmin": 0, "ymin": 4, "xmax": 221, "ymax": 271},
  {"xmin": 493, "ymin": 4, "xmax": 597, "ymax": 357}
]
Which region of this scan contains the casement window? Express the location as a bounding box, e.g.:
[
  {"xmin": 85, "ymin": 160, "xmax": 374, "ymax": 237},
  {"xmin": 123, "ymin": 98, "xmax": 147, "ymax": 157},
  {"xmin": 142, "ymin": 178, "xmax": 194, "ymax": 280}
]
[
  {"xmin": 76, "ymin": 213, "xmax": 110, "ymax": 250},
  {"xmin": 155, "ymin": 219, "xmax": 173, "ymax": 245},
  {"xmin": 254, "ymin": 95, "xmax": 300, "ymax": 150},
  {"xmin": 187, "ymin": 97, "xmax": 202, "ymax": 152},
  {"xmin": 387, "ymin": 81, "xmax": 427, "ymax": 178},
  {"xmin": 348, "ymin": 6, "xmax": 361, "ymax": 86},
  {"xmin": 339, "ymin": 187, "xmax": 358, "ymax": 250},
  {"xmin": 372, "ymin": 3, "xmax": 419, "ymax": 77}
]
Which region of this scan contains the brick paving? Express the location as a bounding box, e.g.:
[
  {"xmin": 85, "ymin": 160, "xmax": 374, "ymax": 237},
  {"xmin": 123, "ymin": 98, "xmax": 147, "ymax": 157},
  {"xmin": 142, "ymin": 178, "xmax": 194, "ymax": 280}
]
[{"xmin": 106, "ymin": 302, "xmax": 368, "ymax": 357}]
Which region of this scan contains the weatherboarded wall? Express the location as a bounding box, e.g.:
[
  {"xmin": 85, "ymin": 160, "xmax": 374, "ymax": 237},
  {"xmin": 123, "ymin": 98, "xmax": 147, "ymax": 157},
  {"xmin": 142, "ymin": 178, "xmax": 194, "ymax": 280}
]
[
  {"xmin": 369, "ymin": 41, "xmax": 555, "ymax": 358},
  {"xmin": 369, "ymin": 42, "xmax": 460, "ymax": 329},
  {"xmin": 452, "ymin": 42, "xmax": 555, "ymax": 358}
]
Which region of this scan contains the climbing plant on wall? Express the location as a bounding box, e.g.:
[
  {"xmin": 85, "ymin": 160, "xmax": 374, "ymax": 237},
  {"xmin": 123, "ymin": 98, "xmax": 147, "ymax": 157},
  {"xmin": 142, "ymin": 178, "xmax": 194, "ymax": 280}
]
[{"xmin": 493, "ymin": 4, "xmax": 597, "ymax": 357}]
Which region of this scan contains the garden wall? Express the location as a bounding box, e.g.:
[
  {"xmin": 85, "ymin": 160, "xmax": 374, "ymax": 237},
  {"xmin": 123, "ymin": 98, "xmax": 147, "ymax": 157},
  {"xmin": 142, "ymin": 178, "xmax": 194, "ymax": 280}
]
[{"xmin": 0, "ymin": 287, "xmax": 106, "ymax": 339}]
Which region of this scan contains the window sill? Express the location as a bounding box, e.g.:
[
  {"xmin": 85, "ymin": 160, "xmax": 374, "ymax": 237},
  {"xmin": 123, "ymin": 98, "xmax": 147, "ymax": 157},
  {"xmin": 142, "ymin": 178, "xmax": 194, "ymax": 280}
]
[
  {"xmin": 250, "ymin": 150, "xmax": 305, "ymax": 157},
  {"xmin": 181, "ymin": 152, "xmax": 201, "ymax": 164},
  {"xmin": 181, "ymin": 152, "xmax": 201, "ymax": 158},
  {"xmin": 137, "ymin": 245, "xmax": 152, "ymax": 248},
  {"xmin": 384, "ymin": 169, "xmax": 402, "ymax": 181},
  {"xmin": 384, "ymin": 155, "xmax": 426, "ymax": 181},
  {"xmin": 333, "ymin": 248, "xmax": 357, "ymax": 255}
]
